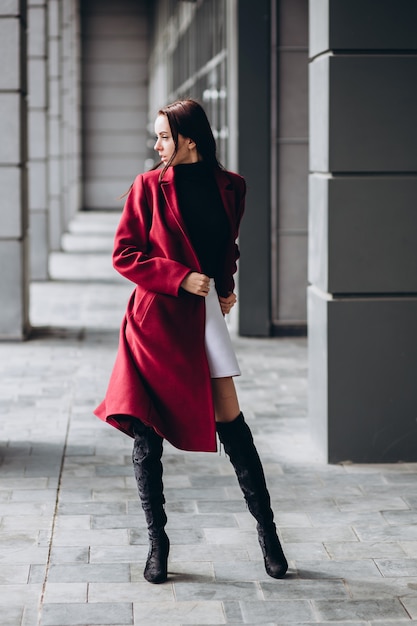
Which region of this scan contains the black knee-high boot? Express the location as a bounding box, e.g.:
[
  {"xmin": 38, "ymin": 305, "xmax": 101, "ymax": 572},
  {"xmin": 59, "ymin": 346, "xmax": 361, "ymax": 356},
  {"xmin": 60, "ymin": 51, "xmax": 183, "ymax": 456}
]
[
  {"xmin": 132, "ymin": 422, "xmax": 169, "ymax": 584},
  {"xmin": 216, "ymin": 413, "xmax": 288, "ymax": 579}
]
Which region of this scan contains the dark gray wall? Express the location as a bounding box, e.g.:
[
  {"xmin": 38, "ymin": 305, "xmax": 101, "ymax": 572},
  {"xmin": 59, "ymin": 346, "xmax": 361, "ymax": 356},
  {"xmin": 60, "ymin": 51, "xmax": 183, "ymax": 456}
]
[
  {"xmin": 238, "ymin": 0, "xmax": 271, "ymax": 336},
  {"xmin": 308, "ymin": 0, "xmax": 417, "ymax": 462}
]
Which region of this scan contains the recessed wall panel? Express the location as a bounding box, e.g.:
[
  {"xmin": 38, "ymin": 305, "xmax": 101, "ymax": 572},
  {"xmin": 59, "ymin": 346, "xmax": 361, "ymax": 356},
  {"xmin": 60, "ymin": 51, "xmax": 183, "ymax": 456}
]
[
  {"xmin": 280, "ymin": 0, "xmax": 308, "ymax": 47},
  {"xmin": 279, "ymin": 51, "xmax": 308, "ymax": 138},
  {"xmin": 328, "ymin": 297, "xmax": 417, "ymax": 462},
  {"xmin": 310, "ymin": 0, "xmax": 417, "ymax": 58},
  {"xmin": 278, "ymin": 143, "xmax": 308, "ymax": 231},
  {"xmin": 328, "ymin": 177, "xmax": 417, "ymax": 293},
  {"xmin": 277, "ymin": 234, "xmax": 308, "ymax": 322},
  {"xmin": 329, "ymin": 0, "xmax": 417, "ymax": 51},
  {"xmin": 329, "ymin": 56, "xmax": 417, "ymax": 172}
]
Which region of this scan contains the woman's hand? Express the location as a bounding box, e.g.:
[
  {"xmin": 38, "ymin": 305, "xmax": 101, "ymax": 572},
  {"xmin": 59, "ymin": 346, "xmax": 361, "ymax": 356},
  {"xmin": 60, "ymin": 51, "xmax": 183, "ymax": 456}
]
[
  {"xmin": 181, "ymin": 272, "xmax": 211, "ymax": 296},
  {"xmin": 218, "ymin": 293, "xmax": 237, "ymax": 315}
]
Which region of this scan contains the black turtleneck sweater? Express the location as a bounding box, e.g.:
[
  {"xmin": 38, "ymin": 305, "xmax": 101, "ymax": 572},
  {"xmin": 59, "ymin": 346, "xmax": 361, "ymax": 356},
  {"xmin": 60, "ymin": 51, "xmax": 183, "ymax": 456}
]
[{"xmin": 174, "ymin": 162, "xmax": 230, "ymax": 280}]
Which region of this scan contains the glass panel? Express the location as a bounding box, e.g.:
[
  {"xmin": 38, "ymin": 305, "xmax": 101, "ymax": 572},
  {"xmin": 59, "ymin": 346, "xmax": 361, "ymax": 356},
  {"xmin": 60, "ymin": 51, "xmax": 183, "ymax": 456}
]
[{"xmin": 169, "ymin": 0, "xmax": 229, "ymax": 166}]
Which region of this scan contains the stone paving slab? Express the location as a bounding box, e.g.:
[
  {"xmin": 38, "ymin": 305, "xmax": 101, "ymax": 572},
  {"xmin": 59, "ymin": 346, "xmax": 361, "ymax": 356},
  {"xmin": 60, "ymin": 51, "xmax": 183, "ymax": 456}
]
[{"xmin": 1, "ymin": 211, "xmax": 417, "ymax": 625}]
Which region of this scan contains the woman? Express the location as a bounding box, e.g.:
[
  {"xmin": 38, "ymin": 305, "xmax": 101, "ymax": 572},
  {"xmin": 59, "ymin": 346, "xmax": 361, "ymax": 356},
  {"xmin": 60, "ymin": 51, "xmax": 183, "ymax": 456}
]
[{"xmin": 94, "ymin": 99, "xmax": 288, "ymax": 584}]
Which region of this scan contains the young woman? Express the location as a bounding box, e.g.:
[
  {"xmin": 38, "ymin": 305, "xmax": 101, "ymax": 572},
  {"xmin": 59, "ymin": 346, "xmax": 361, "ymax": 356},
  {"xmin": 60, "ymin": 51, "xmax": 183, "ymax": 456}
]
[{"xmin": 94, "ymin": 99, "xmax": 288, "ymax": 584}]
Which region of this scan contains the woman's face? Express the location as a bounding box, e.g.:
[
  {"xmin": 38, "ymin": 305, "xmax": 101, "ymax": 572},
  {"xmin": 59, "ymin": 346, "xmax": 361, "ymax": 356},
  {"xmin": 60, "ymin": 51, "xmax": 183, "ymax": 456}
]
[{"xmin": 154, "ymin": 114, "xmax": 198, "ymax": 165}]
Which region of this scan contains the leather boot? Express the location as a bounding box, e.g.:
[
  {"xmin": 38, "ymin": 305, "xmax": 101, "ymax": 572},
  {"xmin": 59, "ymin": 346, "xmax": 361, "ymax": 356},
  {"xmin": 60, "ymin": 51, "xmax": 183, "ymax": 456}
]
[
  {"xmin": 132, "ymin": 422, "xmax": 169, "ymax": 584},
  {"xmin": 216, "ymin": 413, "xmax": 288, "ymax": 579}
]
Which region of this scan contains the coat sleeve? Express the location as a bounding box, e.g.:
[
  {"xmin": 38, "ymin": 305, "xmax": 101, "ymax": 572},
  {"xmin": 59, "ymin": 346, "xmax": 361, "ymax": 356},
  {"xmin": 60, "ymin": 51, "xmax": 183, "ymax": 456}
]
[{"xmin": 112, "ymin": 174, "xmax": 191, "ymax": 296}]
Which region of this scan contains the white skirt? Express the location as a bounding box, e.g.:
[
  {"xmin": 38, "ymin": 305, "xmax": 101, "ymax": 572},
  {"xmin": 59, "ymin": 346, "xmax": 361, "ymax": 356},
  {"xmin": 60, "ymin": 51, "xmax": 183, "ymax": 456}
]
[{"xmin": 204, "ymin": 278, "xmax": 241, "ymax": 378}]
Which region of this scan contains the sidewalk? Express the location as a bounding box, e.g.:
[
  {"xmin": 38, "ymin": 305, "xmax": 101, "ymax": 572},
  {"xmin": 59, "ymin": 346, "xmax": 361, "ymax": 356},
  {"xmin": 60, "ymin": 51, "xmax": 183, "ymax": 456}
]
[{"xmin": 1, "ymin": 211, "xmax": 417, "ymax": 626}]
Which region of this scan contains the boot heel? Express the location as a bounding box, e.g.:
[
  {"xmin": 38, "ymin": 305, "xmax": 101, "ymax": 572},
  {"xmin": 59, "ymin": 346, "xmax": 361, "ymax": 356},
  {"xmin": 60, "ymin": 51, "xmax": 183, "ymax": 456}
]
[
  {"xmin": 144, "ymin": 530, "xmax": 170, "ymax": 584},
  {"xmin": 258, "ymin": 526, "xmax": 288, "ymax": 579}
]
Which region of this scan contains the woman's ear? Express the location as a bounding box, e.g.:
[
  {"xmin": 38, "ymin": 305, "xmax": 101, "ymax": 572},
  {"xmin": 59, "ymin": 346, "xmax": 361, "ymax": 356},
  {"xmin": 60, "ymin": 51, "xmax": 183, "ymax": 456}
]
[{"xmin": 188, "ymin": 138, "xmax": 197, "ymax": 151}]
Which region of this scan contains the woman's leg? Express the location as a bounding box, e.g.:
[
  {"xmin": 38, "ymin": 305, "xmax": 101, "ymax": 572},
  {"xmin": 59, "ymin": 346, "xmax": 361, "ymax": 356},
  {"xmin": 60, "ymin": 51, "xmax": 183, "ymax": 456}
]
[
  {"xmin": 211, "ymin": 376, "xmax": 240, "ymax": 423},
  {"xmin": 213, "ymin": 378, "xmax": 288, "ymax": 579},
  {"xmin": 132, "ymin": 421, "xmax": 169, "ymax": 584}
]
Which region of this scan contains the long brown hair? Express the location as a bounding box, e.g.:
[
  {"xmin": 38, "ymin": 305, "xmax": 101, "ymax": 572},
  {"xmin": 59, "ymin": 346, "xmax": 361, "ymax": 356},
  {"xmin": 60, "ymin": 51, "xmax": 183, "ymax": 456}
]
[
  {"xmin": 154, "ymin": 99, "xmax": 221, "ymax": 180},
  {"xmin": 121, "ymin": 99, "xmax": 220, "ymax": 197}
]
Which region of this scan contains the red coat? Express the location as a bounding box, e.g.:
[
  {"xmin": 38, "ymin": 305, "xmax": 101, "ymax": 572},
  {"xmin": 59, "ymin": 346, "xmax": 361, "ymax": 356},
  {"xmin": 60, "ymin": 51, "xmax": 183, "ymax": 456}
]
[{"xmin": 94, "ymin": 165, "xmax": 246, "ymax": 452}]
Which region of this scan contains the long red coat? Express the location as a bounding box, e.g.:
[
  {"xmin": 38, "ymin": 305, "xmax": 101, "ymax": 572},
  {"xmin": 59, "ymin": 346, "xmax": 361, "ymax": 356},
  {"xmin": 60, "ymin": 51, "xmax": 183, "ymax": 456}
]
[{"xmin": 94, "ymin": 165, "xmax": 246, "ymax": 452}]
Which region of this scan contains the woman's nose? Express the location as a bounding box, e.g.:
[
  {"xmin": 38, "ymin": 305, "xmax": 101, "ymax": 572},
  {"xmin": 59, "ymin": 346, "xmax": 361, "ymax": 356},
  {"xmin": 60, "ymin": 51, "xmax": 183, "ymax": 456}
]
[{"xmin": 154, "ymin": 138, "xmax": 160, "ymax": 151}]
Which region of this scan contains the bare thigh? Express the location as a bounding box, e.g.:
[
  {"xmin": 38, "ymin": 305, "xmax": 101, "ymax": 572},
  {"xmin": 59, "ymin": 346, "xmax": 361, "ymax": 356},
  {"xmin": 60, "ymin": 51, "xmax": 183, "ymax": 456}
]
[{"xmin": 211, "ymin": 377, "xmax": 240, "ymax": 423}]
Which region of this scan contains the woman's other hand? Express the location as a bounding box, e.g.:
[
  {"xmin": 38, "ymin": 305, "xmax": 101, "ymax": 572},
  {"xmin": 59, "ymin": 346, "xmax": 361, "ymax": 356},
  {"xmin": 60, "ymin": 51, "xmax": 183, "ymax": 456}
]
[
  {"xmin": 218, "ymin": 293, "xmax": 237, "ymax": 315},
  {"xmin": 181, "ymin": 272, "xmax": 211, "ymax": 296}
]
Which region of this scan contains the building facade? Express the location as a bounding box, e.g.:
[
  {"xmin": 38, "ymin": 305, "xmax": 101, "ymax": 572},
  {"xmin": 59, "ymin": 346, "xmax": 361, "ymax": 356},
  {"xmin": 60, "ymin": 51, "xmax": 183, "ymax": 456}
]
[
  {"xmin": 0, "ymin": 0, "xmax": 308, "ymax": 339},
  {"xmin": 1, "ymin": 0, "xmax": 416, "ymax": 462},
  {"xmin": 147, "ymin": 0, "xmax": 309, "ymax": 337}
]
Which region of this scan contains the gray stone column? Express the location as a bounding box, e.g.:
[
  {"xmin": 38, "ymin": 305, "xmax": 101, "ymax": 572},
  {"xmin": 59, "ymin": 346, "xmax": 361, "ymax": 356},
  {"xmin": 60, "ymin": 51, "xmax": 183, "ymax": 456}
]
[
  {"xmin": 48, "ymin": 0, "xmax": 63, "ymax": 250},
  {"xmin": 0, "ymin": 1, "xmax": 29, "ymax": 339},
  {"xmin": 308, "ymin": 0, "xmax": 417, "ymax": 462},
  {"xmin": 28, "ymin": 0, "xmax": 49, "ymax": 279},
  {"xmin": 70, "ymin": 0, "xmax": 81, "ymax": 218},
  {"xmin": 48, "ymin": 0, "xmax": 80, "ymax": 249},
  {"xmin": 61, "ymin": 0, "xmax": 80, "ymax": 228}
]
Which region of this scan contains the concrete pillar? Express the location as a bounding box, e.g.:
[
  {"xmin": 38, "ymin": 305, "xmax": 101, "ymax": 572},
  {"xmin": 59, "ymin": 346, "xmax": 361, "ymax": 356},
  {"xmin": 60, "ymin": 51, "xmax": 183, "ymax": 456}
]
[
  {"xmin": 28, "ymin": 0, "xmax": 49, "ymax": 280},
  {"xmin": 47, "ymin": 0, "xmax": 80, "ymax": 250},
  {"xmin": 48, "ymin": 0, "xmax": 63, "ymax": 250},
  {"xmin": 308, "ymin": 0, "xmax": 417, "ymax": 462},
  {"xmin": 0, "ymin": 0, "xmax": 30, "ymax": 339},
  {"xmin": 70, "ymin": 0, "xmax": 81, "ymax": 217},
  {"xmin": 61, "ymin": 0, "xmax": 80, "ymax": 227},
  {"xmin": 237, "ymin": 0, "xmax": 271, "ymax": 336}
]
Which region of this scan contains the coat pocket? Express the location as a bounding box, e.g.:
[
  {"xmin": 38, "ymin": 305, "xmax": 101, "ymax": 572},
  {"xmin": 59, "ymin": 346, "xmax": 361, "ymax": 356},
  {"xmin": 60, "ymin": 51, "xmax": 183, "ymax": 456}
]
[{"xmin": 130, "ymin": 288, "xmax": 157, "ymax": 324}]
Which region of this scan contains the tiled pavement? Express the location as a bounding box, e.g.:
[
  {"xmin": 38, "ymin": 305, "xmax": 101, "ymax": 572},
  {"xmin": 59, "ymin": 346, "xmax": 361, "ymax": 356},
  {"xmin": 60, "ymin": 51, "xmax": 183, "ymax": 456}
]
[{"xmin": 1, "ymin": 212, "xmax": 417, "ymax": 626}]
